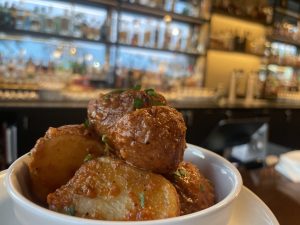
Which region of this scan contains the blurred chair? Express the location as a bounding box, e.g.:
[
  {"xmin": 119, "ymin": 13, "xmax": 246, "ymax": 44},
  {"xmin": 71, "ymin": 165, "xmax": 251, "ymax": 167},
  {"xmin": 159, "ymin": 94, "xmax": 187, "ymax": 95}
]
[{"xmin": 201, "ymin": 117, "xmax": 269, "ymax": 168}]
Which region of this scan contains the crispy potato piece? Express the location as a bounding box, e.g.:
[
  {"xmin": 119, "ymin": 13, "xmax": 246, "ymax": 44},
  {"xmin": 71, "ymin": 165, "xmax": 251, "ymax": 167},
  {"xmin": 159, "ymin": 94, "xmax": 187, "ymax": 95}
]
[
  {"xmin": 29, "ymin": 124, "xmax": 105, "ymax": 205},
  {"xmin": 110, "ymin": 106, "xmax": 186, "ymax": 174},
  {"xmin": 87, "ymin": 89, "xmax": 167, "ymax": 137},
  {"xmin": 166, "ymin": 162, "xmax": 215, "ymax": 215},
  {"xmin": 47, "ymin": 157, "xmax": 180, "ymax": 221}
]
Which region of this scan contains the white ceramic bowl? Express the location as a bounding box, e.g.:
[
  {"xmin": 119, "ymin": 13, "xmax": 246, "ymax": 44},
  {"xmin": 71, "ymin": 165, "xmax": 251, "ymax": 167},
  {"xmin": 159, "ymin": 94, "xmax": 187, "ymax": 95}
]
[{"xmin": 5, "ymin": 144, "xmax": 242, "ymax": 225}]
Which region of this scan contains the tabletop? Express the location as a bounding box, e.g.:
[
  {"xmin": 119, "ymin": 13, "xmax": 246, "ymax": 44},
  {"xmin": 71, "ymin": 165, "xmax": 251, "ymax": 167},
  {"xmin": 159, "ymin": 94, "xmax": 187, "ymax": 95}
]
[{"xmin": 240, "ymin": 166, "xmax": 300, "ymax": 225}]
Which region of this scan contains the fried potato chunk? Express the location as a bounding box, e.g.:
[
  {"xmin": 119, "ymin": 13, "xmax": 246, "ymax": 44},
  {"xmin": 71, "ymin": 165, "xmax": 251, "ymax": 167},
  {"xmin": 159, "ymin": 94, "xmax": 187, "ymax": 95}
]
[
  {"xmin": 47, "ymin": 157, "xmax": 180, "ymax": 221},
  {"xmin": 166, "ymin": 162, "xmax": 215, "ymax": 215},
  {"xmin": 87, "ymin": 89, "xmax": 167, "ymax": 137},
  {"xmin": 110, "ymin": 106, "xmax": 186, "ymax": 174},
  {"xmin": 29, "ymin": 124, "xmax": 105, "ymax": 205}
]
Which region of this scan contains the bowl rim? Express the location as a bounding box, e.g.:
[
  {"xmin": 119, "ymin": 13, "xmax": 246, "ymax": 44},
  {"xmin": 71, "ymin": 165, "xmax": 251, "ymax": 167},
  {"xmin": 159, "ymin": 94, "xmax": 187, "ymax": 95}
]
[{"xmin": 5, "ymin": 143, "xmax": 242, "ymax": 225}]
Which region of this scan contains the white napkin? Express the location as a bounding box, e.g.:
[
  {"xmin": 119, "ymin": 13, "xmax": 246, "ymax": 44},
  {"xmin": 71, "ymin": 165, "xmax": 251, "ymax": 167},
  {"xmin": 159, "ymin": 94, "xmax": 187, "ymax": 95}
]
[{"xmin": 275, "ymin": 150, "xmax": 300, "ymax": 183}]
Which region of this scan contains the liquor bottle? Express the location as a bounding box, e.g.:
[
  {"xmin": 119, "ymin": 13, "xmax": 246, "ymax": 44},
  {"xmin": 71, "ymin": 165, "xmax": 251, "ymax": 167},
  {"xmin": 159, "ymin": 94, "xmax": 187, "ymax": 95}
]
[
  {"xmin": 190, "ymin": 26, "xmax": 200, "ymax": 52},
  {"xmin": 15, "ymin": 2, "xmax": 25, "ymax": 30},
  {"xmin": 45, "ymin": 7, "xmax": 55, "ymax": 33},
  {"xmin": 144, "ymin": 24, "xmax": 152, "ymax": 47},
  {"xmin": 25, "ymin": 58, "xmax": 36, "ymax": 78},
  {"xmin": 60, "ymin": 9, "xmax": 70, "ymax": 36},
  {"xmin": 30, "ymin": 7, "xmax": 41, "ymax": 32},
  {"xmin": 73, "ymin": 13, "xmax": 83, "ymax": 38},
  {"xmin": 40, "ymin": 7, "xmax": 46, "ymax": 32},
  {"xmin": 163, "ymin": 25, "xmax": 172, "ymax": 49},
  {"xmin": 131, "ymin": 20, "xmax": 140, "ymax": 46},
  {"xmin": 154, "ymin": 23, "xmax": 161, "ymax": 48},
  {"xmin": 119, "ymin": 19, "xmax": 128, "ymax": 44},
  {"xmin": 9, "ymin": 3, "xmax": 17, "ymax": 28},
  {"xmin": 100, "ymin": 15, "xmax": 111, "ymax": 42},
  {"xmin": 0, "ymin": 2, "xmax": 15, "ymax": 29}
]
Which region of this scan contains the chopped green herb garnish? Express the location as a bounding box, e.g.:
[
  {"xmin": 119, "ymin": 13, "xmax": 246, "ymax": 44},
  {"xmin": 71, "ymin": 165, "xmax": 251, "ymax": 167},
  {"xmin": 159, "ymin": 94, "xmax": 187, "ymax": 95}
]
[
  {"xmin": 145, "ymin": 88, "xmax": 157, "ymax": 97},
  {"xmin": 200, "ymin": 184, "xmax": 205, "ymax": 192},
  {"xmin": 132, "ymin": 84, "xmax": 142, "ymax": 91},
  {"xmin": 27, "ymin": 152, "xmax": 31, "ymax": 156},
  {"xmin": 139, "ymin": 192, "xmax": 145, "ymax": 208},
  {"xmin": 174, "ymin": 168, "xmax": 187, "ymax": 178},
  {"xmin": 102, "ymin": 134, "xmax": 108, "ymax": 143},
  {"xmin": 65, "ymin": 205, "xmax": 76, "ymax": 216},
  {"xmin": 104, "ymin": 94, "xmax": 111, "ymax": 101},
  {"xmin": 84, "ymin": 153, "xmax": 93, "ymax": 162},
  {"xmin": 83, "ymin": 119, "xmax": 90, "ymax": 128},
  {"xmin": 134, "ymin": 98, "xmax": 144, "ymax": 109}
]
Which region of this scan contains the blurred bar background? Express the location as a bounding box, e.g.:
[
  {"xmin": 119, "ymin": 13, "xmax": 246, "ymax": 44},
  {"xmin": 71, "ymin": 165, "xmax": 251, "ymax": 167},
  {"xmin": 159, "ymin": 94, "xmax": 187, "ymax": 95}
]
[{"xmin": 0, "ymin": 0, "xmax": 300, "ymax": 166}]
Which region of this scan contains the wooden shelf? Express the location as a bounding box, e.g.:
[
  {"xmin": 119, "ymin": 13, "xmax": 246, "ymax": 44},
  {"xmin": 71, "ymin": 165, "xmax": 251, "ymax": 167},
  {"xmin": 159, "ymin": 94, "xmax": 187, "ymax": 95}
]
[
  {"xmin": 1, "ymin": 29, "xmax": 114, "ymax": 45},
  {"xmin": 118, "ymin": 42, "xmax": 205, "ymax": 57},
  {"xmin": 269, "ymin": 35, "xmax": 300, "ymax": 48},
  {"xmin": 208, "ymin": 48, "xmax": 265, "ymax": 57},
  {"xmin": 1, "ymin": 29, "xmax": 204, "ymax": 57},
  {"xmin": 274, "ymin": 7, "xmax": 300, "ymax": 20},
  {"xmin": 75, "ymin": 0, "xmax": 118, "ymax": 7},
  {"xmin": 120, "ymin": 2, "xmax": 209, "ymax": 25},
  {"xmin": 267, "ymin": 63, "xmax": 300, "ymax": 70},
  {"xmin": 212, "ymin": 8, "xmax": 271, "ymax": 26}
]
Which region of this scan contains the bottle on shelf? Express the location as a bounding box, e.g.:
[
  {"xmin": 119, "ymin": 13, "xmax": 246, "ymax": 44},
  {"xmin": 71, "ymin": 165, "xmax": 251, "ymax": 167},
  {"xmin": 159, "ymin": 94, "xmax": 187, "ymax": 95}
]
[
  {"xmin": 132, "ymin": 19, "xmax": 142, "ymax": 46},
  {"xmin": 72, "ymin": 13, "xmax": 83, "ymax": 38},
  {"xmin": 44, "ymin": 6, "xmax": 55, "ymax": 33},
  {"xmin": 100, "ymin": 15, "xmax": 111, "ymax": 42},
  {"xmin": 143, "ymin": 20, "xmax": 152, "ymax": 47},
  {"xmin": 154, "ymin": 23, "xmax": 161, "ymax": 48},
  {"xmin": 163, "ymin": 24, "xmax": 172, "ymax": 49},
  {"xmin": 60, "ymin": 9, "xmax": 71, "ymax": 36},
  {"xmin": 30, "ymin": 7, "xmax": 41, "ymax": 32},
  {"xmin": 190, "ymin": 26, "xmax": 200, "ymax": 52},
  {"xmin": 245, "ymin": 71, "xmax": 257, "ymax": 103},
  {"xmin": 119, "ymin": 19, "xmax": 129, "ymax": 44}
]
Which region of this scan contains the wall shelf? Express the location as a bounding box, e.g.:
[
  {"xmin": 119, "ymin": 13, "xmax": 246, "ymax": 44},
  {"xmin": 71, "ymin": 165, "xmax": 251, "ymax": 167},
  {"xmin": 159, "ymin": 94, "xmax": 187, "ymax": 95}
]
[
  {"xmin": 267, "ymin": 63, "xmax": 300, "ymax": 70},
  {"xmin": 274, "ymin": 7, "xmax": 300, "ymax": 20},
  {"xmin": 120, "ymin": 2, "xmax": 209, "ymax": 25},
  {"xmin": 212, "ymin": 8, "xmax": 271, "ymax": 26},
  {"xmin": 269, "ymin": 35, "xmax": 300, "ymax": 48},
  {"xmin": 1, "ymin": 29, "xmax": 205, "ymax": 58},
  {"xmin": 117, "ymin": 42, "xmax": 205, "ymax": 57},
  {"xmin": 1, "ymin": 29, "xmax": 114, "ymax": 46},
  {"xmin": 208, "ymin": 48, "xmax": 265, "ymax": 58}
]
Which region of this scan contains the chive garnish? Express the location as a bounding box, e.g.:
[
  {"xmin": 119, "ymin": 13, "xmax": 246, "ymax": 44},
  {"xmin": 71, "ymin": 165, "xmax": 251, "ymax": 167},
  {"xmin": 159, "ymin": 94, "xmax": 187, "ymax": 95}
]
[
  {"xmin": 134, "ymin": 98, "xmax": 144, "ymax": 109},
  {"xmin": 139, "ymin": 192, "xmax": 145, "ymax": 208},
  {"xmin": 145, "ymin": 88, "xmax": 157, "ymax": 96},
  {"xmin": 83, "ymin": 119, "xmax": 90, "ymax": 128},
  {"xmin": 65, "ymin": 205, "xmax": 76, "ymax": 216},
  {"xmin": 200, "ymin": 184, "xmax": 205, "ymax": 192},
  {"xmin": 174, "ymin": 168, "xmax": 187, "ymax": 178},
  {"xmin": 102, "ymin": 134, "xmax": 108, "ymax": 143},
  {"xmin": 132, "ymin": 84, "xmax": 142, "ymax": 91},
  {"xmin": 84, "ymin": 153, "xmax": 93, "ymax": 162}
]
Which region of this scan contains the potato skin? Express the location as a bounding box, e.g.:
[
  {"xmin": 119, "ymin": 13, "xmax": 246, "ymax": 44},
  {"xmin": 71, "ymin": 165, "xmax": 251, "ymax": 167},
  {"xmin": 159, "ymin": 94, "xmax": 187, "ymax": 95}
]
[
  {"xmin": 166, "ymin": 162, "xmax": 215, "ymax": 215},
  {"xmin": 47, "ymin": 157, "xmax": 180, "ymax": 221},
  {"xmin": 110, "ymin": 106, "xmax": 186, "ymax": 174},
  {"xmin": 29, "ymin": 125, "xmax": 105, "ymax": 205},
  {"xmin": 87, "ymin": 89, "xmax": 167, "ymax": 137}
]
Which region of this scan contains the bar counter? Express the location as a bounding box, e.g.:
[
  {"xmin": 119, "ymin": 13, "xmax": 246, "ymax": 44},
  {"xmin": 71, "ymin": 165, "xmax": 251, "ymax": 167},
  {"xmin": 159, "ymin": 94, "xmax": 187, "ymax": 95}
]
[{"xmin": 2, "ymin": 98, "xmax": 300, "ymax": 109}]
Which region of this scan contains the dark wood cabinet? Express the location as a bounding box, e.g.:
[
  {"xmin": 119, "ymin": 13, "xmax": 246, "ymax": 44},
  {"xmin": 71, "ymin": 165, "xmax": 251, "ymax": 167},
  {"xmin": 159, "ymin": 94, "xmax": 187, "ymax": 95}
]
[{"xmin": 1, "ymin": 105, "xmax": 300, "ymax": 165}]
